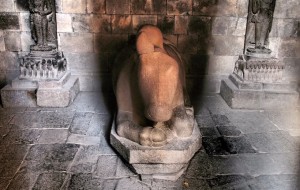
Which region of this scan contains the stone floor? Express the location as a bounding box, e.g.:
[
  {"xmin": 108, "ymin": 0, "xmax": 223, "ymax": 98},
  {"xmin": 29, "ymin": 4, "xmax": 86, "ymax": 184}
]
[{"xmin": 0, "ymin": 92, "xmax": 299, "ymax": 190}]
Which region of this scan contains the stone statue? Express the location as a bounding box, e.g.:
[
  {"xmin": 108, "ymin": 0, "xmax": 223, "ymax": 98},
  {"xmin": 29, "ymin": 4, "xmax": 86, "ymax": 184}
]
[
  {"xmin": 29, "ymin": 0, "xmax": 54, "ymax": 51},
  {"xmin": 113, "ymin": 25, "xmax": 195, "ymax": 147},
  {"xmin": 245, "ymin": 0, "xmax": 276, "ymax": 57}
]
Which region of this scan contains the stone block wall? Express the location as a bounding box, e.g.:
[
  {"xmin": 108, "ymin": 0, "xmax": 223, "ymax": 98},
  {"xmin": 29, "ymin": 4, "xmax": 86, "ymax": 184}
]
[{"xmin": 0, "ymin": 0, "xmax": 299, "ymax": 93}]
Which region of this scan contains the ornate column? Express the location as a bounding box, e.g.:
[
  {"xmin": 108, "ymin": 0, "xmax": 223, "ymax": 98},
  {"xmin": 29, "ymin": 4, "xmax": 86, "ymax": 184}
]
[
  {"xmin": 1, "ymin": 0, "xmax": 79, "ymax": 107},
  {"xmin": 220, "ymin": 0, "xmax": 299, "ymax": 109}
]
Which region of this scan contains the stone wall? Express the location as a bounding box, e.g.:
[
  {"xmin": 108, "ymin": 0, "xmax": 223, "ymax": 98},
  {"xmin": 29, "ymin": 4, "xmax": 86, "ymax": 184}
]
[{"xmin": 0, "ymin": 0, "xmax": 299, "ymax": 93}]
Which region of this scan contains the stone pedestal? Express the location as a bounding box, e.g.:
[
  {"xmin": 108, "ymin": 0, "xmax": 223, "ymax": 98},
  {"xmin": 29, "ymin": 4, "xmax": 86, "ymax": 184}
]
[
  {"xmin": 110, "ymin": 121, "xmax": 202, "ymax": 181},
  {"xmin": 220, "ymin": 74, "xmax": 299, "ymax": 109},
  {"xmin": 1, "ymin": 72, "xmax": 79, "ymax": 108}
]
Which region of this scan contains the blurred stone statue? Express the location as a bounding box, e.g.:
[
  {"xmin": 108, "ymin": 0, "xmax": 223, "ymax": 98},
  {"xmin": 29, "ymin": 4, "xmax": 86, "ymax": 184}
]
[
  {"xmin": 29, "ymin": 0, "xmax": 54, "ymax": 51},
  {"xmin": 113, "ymin": 25, "xmax": 195, "ymax": 147},
  {"xmin": 245, "ymin": 0, "xmax": 276, "ymax": 57}
]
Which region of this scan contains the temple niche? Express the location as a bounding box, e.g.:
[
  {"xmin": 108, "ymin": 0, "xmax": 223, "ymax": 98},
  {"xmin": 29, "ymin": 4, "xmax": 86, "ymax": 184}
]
[
  {"xmin": 0, "ymin": 0, "xmax": 79, "ymax": 108},
  {"xmin": 220, "ymin": 0, "xmax": 299, "ymax": 109}
]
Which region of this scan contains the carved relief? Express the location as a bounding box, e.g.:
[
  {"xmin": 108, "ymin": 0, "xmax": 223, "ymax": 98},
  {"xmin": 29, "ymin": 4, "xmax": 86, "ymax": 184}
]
[{"xmin": 20, "ymin": 0, "xmax": 67, "ymax": 80}]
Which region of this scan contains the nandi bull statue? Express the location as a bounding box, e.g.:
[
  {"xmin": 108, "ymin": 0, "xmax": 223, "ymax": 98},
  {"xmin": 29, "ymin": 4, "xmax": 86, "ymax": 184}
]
[
  {"xmin": 113, "ymin": 25, "xmax": 196, "ymax": 147},
  {"xmin": 111, "ymin": 25, "xmax": 201, "ymax": 180}
]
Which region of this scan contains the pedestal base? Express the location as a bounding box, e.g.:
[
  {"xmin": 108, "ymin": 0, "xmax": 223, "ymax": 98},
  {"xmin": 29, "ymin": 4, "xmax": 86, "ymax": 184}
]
[
  {"xmin": 110, "ymin": 121, "xmax": 202, "ymax": 181},
  {"xmin": 1, "ymin": 72, "xmax": 79, "ymax": 108},
  {"xmin": 220, "ymin": 74, "xmax": 299, "ymax": 109}
]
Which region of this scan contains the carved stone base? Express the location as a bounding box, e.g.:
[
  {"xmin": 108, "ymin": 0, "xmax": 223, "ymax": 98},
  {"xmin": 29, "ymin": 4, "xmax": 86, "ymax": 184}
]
[
  {"xmin": 20, "ymin": 50, "xmax": 67, "ymax": 80},
  {"xmin": 220, "ymin": 74, "xmax": 299, "ymax": 109},
  {"xmin": 110, "ymin": 120, "xmax": 202, "ymax": 181},
  {"xmin": 1, "ymin": 72, "xmax": 79, "ymax": 108}
]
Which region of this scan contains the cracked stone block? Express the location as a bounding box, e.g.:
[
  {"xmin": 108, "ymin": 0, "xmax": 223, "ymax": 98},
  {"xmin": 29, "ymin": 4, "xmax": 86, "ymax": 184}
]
[
  {"xmin": 222, "ymin": 136, "xmax": 257, "ymax": 154},
  {"xmin": 66, "ymin": 173, "xmax": 103, "ymax": 190},
  {"xmin": 1, "ymin": 86, "xmax": 37, "ymax": 108},
  {"xmin": 32, "ymin": 172, "xmax": 67, "ymax": 190}
]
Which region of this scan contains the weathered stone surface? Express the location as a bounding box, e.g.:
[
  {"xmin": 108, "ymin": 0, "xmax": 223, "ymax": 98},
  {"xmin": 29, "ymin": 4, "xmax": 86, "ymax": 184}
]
[
  {"xmin": 0, "ymin": 160, "xmax": 23, "ymax": 177},
  {"xmin": 217, "ymin": 125, "xmax": 242, "ymax": 137},
  {"xmin": 249, "ymin": 174, "xmax": 298, "ymax": 190},
  {"xmin": 15, "ymin": 0, "xmax": 30, "ymax": 11},
  {"xmin": 157, "ymin": 15, "xmax": 175, "ymax": 34},
  {"xmin": 38, "ymin": 129, "xmax": 68, "ymax": 144},
  {"xmin": 132, "ymin": 15, "xmax": 158, "ymax": 32},
  {"xmin": 67, "ymin": 134, "xmax": 100, "ymax": 145},
  {"xmin": 87, "ymin": 0, "xmax": 105, "ymax": 14},
  {"xmin": 192, "ymin": 0, "xmax": 238, "ymax": 16},
  {"xmin": 212, "ymin": 17, "xmax": 246, "ymax": 36},
  {"xmin": 212, "ymin": 36, "xmax": 244, "ymax": 56},
  {"xmin": 278, "ymin": 38, "xmax": 300, "ymax": 58},
  {"xmin": 32, "ymin": 172, "xmax": 67, "ymax": 190},
  {"xmin": 200, "ymin": 127, "xmax": 220, "ymax": 137},
  {"xmin": 106, "ymin": 0, "xmax": 130, "ymax": 14},
  {"xmin": 202, "ymin": 137, "xmax": 229, "ymax": 155},
  {"xmin": 177, "ymin": 35, "xmax": 198, "ymax": 54},
  {"xmin": 0, "ymin": 14, "xmax": 20, "ymax": 30},
  {"xmin": 131, "ymin": 0, "xmax": 166, "ymax": 14},
  {"xmin": 72, "ymin": 14, "xmax": 111, "ymax": 33},
  {"xmin": 245, "ymin": 131, "xmax": 299, "ymax": 153},
  {"xmin": 223, "ymin": 136, "xmax": 256, "ymax": 154},
  {"xmin": 62, "ymin": 0, "xmax": 86, "ymax": 13},
  {"xmin": 167, "ymin": 0, "xmax": 192, "ymax": 15},
  {"xmin": 220, "ymin": 78, "xmax": 299, "ymax": 109},
  {"xmin": 188, "ymin": 16, "xmax": 211, "ymax": 36},
  {"xmin": 6, "ymin": 171, "xmax": 39, "ymax": 190},
  {"xmin": 111, "ymin": 123, "xmax": 201, "ymax": 164},
  {"xmin": 0, "ymin": 144, "xmax": 30, "ymax": 161},
  {"xmin": 94, "ymin": 155, "xmax": 118, "ymax": 178},
  {"xmin": 116, "ymin": 177, "xmax": 150, "ymax": 190},
  {"xmin": 0, "ymin": 31, "xmax": 5, "ymax": 51},
  {"xmin": 0, "ymin": 0, "xmax": 15, "ymax": 12},
  {"xmin": 20, "ymin": 31, "xmax": 34, "ymax": 52},
  {"xmin": 66, "ymin": 173, "xmax": 103, "ymax": 189},
  {"xmin": 112, "ymin": 15, "xmax": 132, "ymax": 34},
  {"xmin": 4, "ymin": 32, "xmax": 21, "ymax": 51},
  {"xmin": 207, "ymin": 175, "xmax": 253, "ymax": 189},
  {"xmin": 1, "ymin": 85, "xmax": 37, "ymax": 108},
  {"xmin": 174, "ymin": 16, "xmax": 188, "ymax": 34},
  {"xmin": 273, "ymin": 0, "xmax": 300, "ymax": 19},
  {"xmin": 37, "ymin": 76, "xmax": 80, "ymax": 107},
  {"xmin": 94, "ymin": 34, "xmax": 128, "ymax": 53},
  {"xmin": 59, "ymin": 33, "xmax": 94, "ymax": 53},
  {"xmin": 56, "ymin": 13, "xmax": 73, "ymax": 32}
]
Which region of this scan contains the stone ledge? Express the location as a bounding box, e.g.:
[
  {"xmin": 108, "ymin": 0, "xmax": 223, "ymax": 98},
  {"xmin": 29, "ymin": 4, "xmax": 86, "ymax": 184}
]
[{"xmin": 220, "ymin": 77, "xmax": 299, "ymax": 110}]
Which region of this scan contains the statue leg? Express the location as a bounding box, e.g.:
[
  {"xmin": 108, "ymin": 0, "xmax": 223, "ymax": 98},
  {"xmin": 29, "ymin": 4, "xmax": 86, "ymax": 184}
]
[
  {"xmin": 42, "ymin": 17, "xmax": 48, "ymax": 46},
  {"xmin": 255, "ymin": 22, "xmax": 263, "ymax": 48},
  {"xmin": 169, "ymin": 106, "xmax": 194, "ymax": 138}
]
